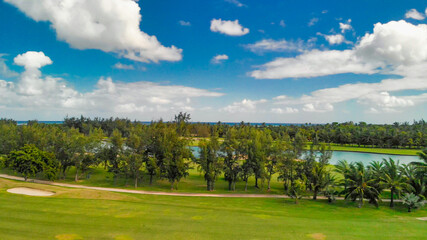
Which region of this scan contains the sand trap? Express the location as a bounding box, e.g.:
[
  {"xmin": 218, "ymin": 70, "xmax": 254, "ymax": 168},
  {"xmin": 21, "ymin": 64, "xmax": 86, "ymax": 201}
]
[
  {"xmin": 416, "ymin": 217, "xmax": 427, "ymax": 221},
  {"xmin": 7, "ymin": 187, "xmax": 55, "ymax": 196}
]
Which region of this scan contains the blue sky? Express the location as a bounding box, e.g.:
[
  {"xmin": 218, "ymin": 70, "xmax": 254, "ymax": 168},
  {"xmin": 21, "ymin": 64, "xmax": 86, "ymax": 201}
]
[{"xmin": 1, "ymin": 0, "xmax": 427, "ymax": 123}]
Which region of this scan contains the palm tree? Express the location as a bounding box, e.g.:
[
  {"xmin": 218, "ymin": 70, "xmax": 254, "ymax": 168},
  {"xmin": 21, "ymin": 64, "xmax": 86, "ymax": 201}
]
[
  {"xmin": 401, "ymin": 193, "xmax": 425, "ymax": 212},
  {"xmin": 342, "ymin": 162, "xmax": 380, "ymax": 208},
  {"xmin": 400, "ymin": 164, "xmax": 426, "ymax": 198},
  {"xmin": 413, "ymin": 148, "xmax": 427, "ymax": 182},
  {"xmin": 335, "ymin": 160, "xmax": 351, "ymax": 191},
  {"xmin": 381, "ymin": 158, "xmax": 412, "ymax": 208}
]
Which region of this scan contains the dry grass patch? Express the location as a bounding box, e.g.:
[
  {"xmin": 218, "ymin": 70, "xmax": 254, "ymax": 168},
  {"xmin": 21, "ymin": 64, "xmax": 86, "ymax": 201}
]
[{"xmin": 308, "ymin": 233, "xmax": 327, "ymax": 240}]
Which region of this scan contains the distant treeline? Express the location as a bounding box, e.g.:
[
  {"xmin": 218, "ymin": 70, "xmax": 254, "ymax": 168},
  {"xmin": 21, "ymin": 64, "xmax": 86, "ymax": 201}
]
[{"xmin": 60, "ymin": 116, "xmax": 427, "ymax": 148}]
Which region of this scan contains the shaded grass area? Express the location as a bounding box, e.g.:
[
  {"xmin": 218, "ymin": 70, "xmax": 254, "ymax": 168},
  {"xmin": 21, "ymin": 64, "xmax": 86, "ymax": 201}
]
[{"xmin": 0, "ymin": 178, "xmax": 426, "ymax": 240}]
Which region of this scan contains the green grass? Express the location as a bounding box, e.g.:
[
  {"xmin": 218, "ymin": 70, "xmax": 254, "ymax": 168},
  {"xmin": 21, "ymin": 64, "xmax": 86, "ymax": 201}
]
[
  {"xmin": 57, "ymin": 165, "xmax": 289, "ymax": 195},
  {"xmin": 0, "ymin": 178, "xmax": 425, "ymax": 240},
  {"xmin": 324, "ymin": 145, "xmax": 420, "ymax": 156}
]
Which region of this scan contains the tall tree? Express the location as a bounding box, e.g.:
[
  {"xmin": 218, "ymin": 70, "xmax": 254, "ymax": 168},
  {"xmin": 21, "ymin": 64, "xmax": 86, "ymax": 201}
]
[
  {"xmin": 163, "ymin": 127, "xmax": 191, "ymax": 190},
  {"xmin": 6, "ymin": 144, "xmax": 57, "ymax": 181},
  {"xmin": 197, "ymin": 134, "xmax": 222, "ymax": 191},
  {"xmin": 380, "ymin": 158, "xmax": 412, "ymax": 208},
  {"xmin": 222, "ymin": 128, "xmax": 241, "ymax": 191},
  {"xmin": 342, "ymin": 162, "xmax": 381, "ymax": 208}
]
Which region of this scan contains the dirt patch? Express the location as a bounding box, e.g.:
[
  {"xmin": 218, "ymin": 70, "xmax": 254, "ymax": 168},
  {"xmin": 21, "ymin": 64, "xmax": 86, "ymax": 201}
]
[
  {"xmin": 308, "ymin": 233, "xmax": 326, "ymax": 240},
  {"xmin": 416, "ymin": 217, "xmax": 427, "ymax": 221},
  {"xmin": 7, "ymin": 187, "xmax": 55, "ymax": 196}
]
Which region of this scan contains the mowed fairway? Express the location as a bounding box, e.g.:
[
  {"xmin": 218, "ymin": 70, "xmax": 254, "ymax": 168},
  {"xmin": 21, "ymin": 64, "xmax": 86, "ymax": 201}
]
[{"xmin": 0, "ymin": 179, "xmax": 426, "ymax": 240}]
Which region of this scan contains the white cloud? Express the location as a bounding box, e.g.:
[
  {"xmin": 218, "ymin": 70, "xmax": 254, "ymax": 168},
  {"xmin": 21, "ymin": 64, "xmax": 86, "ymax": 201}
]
[
  {"xmin": 178, "ymin": 20, "xmax": 191, "ymax": 26},
  {"xmin": 271, "ymin": 107, "xmax": 298, "ymax": 114},
  {"xmin": 339, "ymin": 19, "xmax": 352, "ymax": 33},
  {"xmin": 224, "ymin": 0, "xmax": 245, "ymax": 7},
  {"xmin": 14, "ymin": 51, "xmax": 52, "ymax": 69},
  {"xmin": 252, "ymin": 20, "xmax": 427, "ymax": 79},
  {"xmin": 280, "ymin": 20, "xmax": 286, "ymax": 28},
  {"xmin": 405, "ymin": 9, "xmax": 425, "ymax": 20},
  {"xmin": 221, "ymin": 99, "xmax": 267, "ymax": 113},
  {"xmin": 113, "ymin": 63, "xmax": 135, "ymax": 70},
  {"xmin": 0, "ymin": 55, "xmax": 18, "ymax": 77},
  {"xmin": 210, "ymin": 19, "xmax": 249, "ymax": 36},
  {"xmin": 0, "ymin": 51, "xmax": 223, "ymax": 118},
  {"xmin": 5, "ymin": 0, "xmax": 182, "ymax": 63},
  {"xmin": 273, "ymin": 95, "xmax": 288, "ymax": 100},
  {"xmin": 308, "ymin": 18, "xmax": 319, "ymax": 27},
  {"xmin": 211, "ymin": 54, "xmax": 229, "ymax": 64},
  {"xmin": 319, "ymin": 33, "xmax": 346, "ymax": 45},
  {"xmin": 358, "ymin": 92, "xmax": 415, "ymax": 109},
  {"xmin": 251, "ymin": 49, "xmax": 377, "ymax": 79},
  {"xmin": 244, "ymin": 39, "xmax": 310, "ymax": 53},
  {"xmin": 302, "ymin": 103, "xmax": 334, "ymax": 112}
]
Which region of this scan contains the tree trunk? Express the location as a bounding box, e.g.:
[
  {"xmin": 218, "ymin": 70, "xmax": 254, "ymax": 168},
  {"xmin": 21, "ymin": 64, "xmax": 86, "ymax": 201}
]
[
  {"xmin": 149, "ymin": 174, "xmax": 153, "ymax": 185},
  {"xmin": 313, "ymin": 189, "xmax": 318, "ymax": 200},
  {"xmin": 24, "ymin": 176, "xmax": 28, "ymax": 181},
  {"xmin": 134, "ymin": 176, "xmax": 138, "ymax": 188},
  {"xmin": 228, "ymin": 180, "xmax": 232, "ymax": 191},
  {"xmin": 207, "ymin": 179, "xmax": 211, "ymax": 191},
  {"xmin": 408, "ymin": 207, "xmax": 411, "ymax": 212},
  {"xmin": 255, "ymin": 177, "xmax": 258, "ymax": 188},
  {"xmin": 390, "ymin": 189, "xmax": 394, "ymax": 208},
  {"xmin": 358, "ymin": 196, "xmax": 363, "ymax": 208},
  {"xmin": 75, "ymin": 168, "xmax": 79, "ymax": 181},
  {"xmin": 232, "ymin": 181, "xmax": 236, "ymax": 191},
  {"xmin": 245, "ymin": 179, "xmax": 248, "ymax": 191},
  {"xmin": 171, "ymin": 181, "xmax": 174, "ymax": 190}
]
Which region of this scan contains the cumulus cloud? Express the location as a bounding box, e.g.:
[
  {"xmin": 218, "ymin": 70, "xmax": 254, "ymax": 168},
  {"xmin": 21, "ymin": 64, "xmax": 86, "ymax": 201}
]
[
  {"xmin": 279, "ymin": 20, "xmax": 286, "ymax": 28},
  {"xmin": 0, "ymin": 51, "xmax": 223, "ymax": 118},
  {"xmin": 339, "ymin": 19, "xmax": 353, "ymax": 33},
  {"xmin": 221, "ymin": 99, "xmax": 267, "ymax": 113},
  {"xmin": 244, "ymin": 39, "xmax": 311, "ymax": 53},
  {"xmin": 252, "ymin": 20, "xmax": 427, "ymax": 79},
  {"xmin": 405, "ymin": 9, "xmax": 425, "ymax": 20},
  {"xmin": 211, "ymin": 54, "xmax": 229, "ymax": 64},
  {"xmin": 5, "ymin": 0, "xmax": 182, "ymax": 63},
  {"xmin": 210, "ymin": 19, "xmax": 249, "ymax": 36},
  {"xmin": 358, "ymin": 92, "xmax": 415, "ymax": 109},
  {"xmin": 258, "ymin": 20, "xmax": 427, "ymax": 113},
  {"xmin": 271, "ymin": 107, "xmax": 298, "ymax": 114},
  {"xmin": 302, "ymin": 103, "xmax": 334, "ymax": 112},
  {"xmin": 318, "ymin": 33, "xmax": 346, "ymax": 45}
]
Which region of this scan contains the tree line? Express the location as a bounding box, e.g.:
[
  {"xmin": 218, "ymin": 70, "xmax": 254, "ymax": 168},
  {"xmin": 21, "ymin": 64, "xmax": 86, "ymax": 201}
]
[{"xmin": 0, "ymin": 115, "xmax": 426, "ymax": 211}]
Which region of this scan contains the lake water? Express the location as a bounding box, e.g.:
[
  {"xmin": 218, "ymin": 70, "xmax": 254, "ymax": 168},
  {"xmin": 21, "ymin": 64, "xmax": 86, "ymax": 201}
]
[{"xmin": 189, "ymin": 146, "xmax": 420, "ymax": 165}]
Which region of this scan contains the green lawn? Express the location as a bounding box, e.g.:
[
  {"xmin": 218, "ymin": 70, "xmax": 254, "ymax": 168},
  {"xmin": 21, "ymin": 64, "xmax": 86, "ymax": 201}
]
[
  {"xmin": 324, "ymin": 145, "xmax": 421, "ymax": 156},
  {"xmin": 0, "ymin": 178, "xmax": 425, "ymax": 240}
]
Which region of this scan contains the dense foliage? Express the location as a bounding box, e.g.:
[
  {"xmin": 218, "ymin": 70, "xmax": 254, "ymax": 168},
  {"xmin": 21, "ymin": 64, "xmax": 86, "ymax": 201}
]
[{"xmin": 0, "ymin": 115, "xmax": 426, "ymax": 211}]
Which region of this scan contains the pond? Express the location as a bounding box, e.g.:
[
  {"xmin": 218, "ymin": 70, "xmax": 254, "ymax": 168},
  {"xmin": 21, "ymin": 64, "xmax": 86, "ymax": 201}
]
[{"xmin": 189, "ymin": 146, "xmax": 420, "ymax": 165}]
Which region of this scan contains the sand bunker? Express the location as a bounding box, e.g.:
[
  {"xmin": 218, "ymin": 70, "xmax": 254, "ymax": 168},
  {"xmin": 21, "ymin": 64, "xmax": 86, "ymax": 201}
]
[
  {"xmin": 7, "ymin": 187, "xmax": 54, "ymax": 196},
  {"xmin": 416, "ymin": 217, "xmax": 427, "ymax": 221}
]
